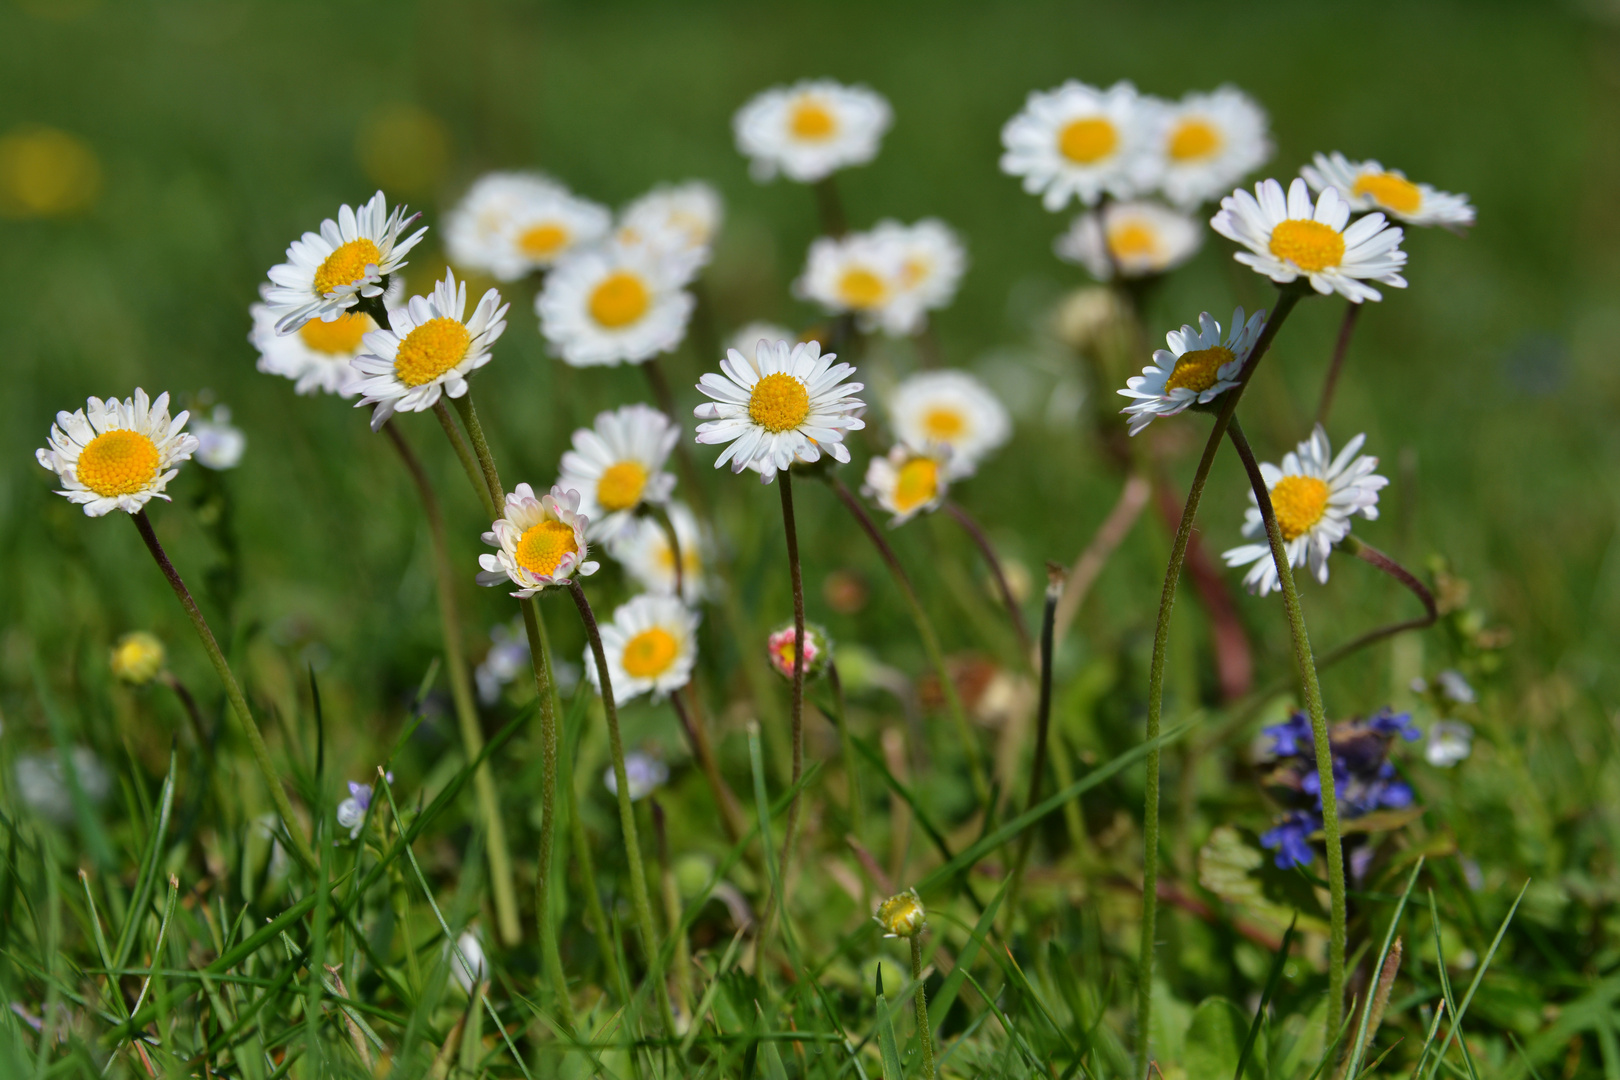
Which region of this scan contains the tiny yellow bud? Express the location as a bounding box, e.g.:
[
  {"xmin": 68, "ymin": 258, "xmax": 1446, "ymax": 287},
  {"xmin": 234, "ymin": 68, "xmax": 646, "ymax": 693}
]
[
  {"xmin": 110, "ymin": 631, "xmax": 165, "ymax": 685},
  {"xmin": 874, "ymin": 889, "xmax": 926, "ymax": 938}
]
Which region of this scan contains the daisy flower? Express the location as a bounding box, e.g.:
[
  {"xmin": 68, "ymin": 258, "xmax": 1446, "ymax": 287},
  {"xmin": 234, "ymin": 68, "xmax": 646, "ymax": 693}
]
[
  {"xmin": 110, "ymin": 631, "xmax": 165, "ymax": 685},
  {"xmin": 1222, "ymin": 425, "xmax": 1388, "ymax": 596},
  {"xmin": 1117, "ymin": 307, "xmax": 1266, "ymax": 435},
  {"xmin": 766, "ymin": 622, "xmax": 832, "ymax": 680},
  {"xmin": 733, "ymin": 79, "xmax": 893, "ymax": 184},
  {"xmin": 249, "ymin": 279, "xmax": 402, "ymax": 398},
  {"xmin": 1147, "ymin": 87, "xmax": 1272, "ymax": 208},
  {"xmin": 556, "ymin": 404, "xmax": 679, "ymax": 542},
  {"xmin": 999, "ymin": 80, "xmax": 1155, "ymax": 211},
  {"xmin": 863, "ymin": 442, "xmax": 951, "ymax": 526},
  {"xmin": 351, "ymin": 269, "xmax": 508, "ymax": 431},
  {"xmin": 261, "ymin": 191, "xmax": 426, "ymax": 334},
  {"xmin": 794, "ymin": 228, "xmax": 908, "ymax": 334},
  {"xmin": 192, "ymin": 405, "xmax": 246, "ymax": 470},
  {"xmin": 728, "ymin": 322, "xmax": 797, "ymax": 370},
  {"xmin": 536, "ymin": 244, "xmax": 693, "ymax": 367},
  {"xmin": 1300, "ymin": 151, "xmax": 1475, "ymax": 230},
  {"xmin": 876, "ymin": 218, "xmax": 967, "ymax": 334},
  {"xmin": 609, "ymin": 500, "xmax": 709, "ymax": 603},
  {"xmin": 477, "ymin": 484, "xmax": 599, "ymax": 598},
  {"xmin": 37, "ymin": 389, "xmax": 199, "ymax": 517},
  {"xmin": 1211, "ymin": 178, "xmax": 1407, "ymax": 303},
  {"xmin": 615, "ymin": 181, "xmax": 724, "ymax": 284},
  {"xmin": 586, "ymin": 594, "xmax": 699, "ymax": 701},
  {"xmin": 693, "ymin": 338, "xmax": 865, "ymax": 483},
  {"xmin": 887, "ymin": 369, "xmax": 1010, "ymax": 479},
  {"xmin": 444, "ymin": 171, "xmax": 611, "ymax": 281},
  {"xmin": 1055, "ymin": 199, "xmax": 1203, "ymax": 280}
]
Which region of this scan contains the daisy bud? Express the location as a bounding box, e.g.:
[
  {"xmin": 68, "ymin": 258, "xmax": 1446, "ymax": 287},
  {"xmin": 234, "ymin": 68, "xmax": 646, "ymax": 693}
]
[
  {"xmin": 110, "ymin": 631, "xmax": 165, "ymax": 685},
  {"xmin": 766, "ymin": 622, "xmax": 831, "ymax": 682},
  {"xmin": 874, "ymin": 889, "xmax": 926, "ymax": 938}
]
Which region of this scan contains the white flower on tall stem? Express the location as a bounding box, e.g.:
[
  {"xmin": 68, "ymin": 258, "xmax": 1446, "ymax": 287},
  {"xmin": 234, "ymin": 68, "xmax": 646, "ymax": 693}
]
[
  {"xmin": 863, "ymin": 442, "xmax": 951, "ymax": 526},
  {"xmin": 444, "ymin": 172, "xmax": 611, "ymax": 280},
  {"xmin": 351, "ymin": 270, "xmax": 508, "ymax": 431},
  {"xmin": 1118, "ymin": 307, "xmax": 1266, "ymax": 436},
  {"xmin": 192, "ymin": 406, "xmax": 246, "ymax": 470},
  {"xmin": 261, "ymin": 191, "xmax": 426, "ymax": 333},
  {"xmin": 36, "ymin": 389, "xmax": 199, "ymax": 517},
  {"xmin": 586, "ymin": 594, "xmax": 699, "ymax": 702},
  {"xmin": 886, "ymin": 369, "xmax": 1010, "ymax": 480},
  {"xmin": 615, "ymin": 181, "xmax": 724, "ymax": 284},
  {"xmin": 1146, "ymin": 87, "xmax": 1271, "ymax": 209},
  {"xmin": 693, "ymin": 339, "xmax": 865, "ymax": 483},
  {"xmin": 1055, "ymin": 199, "xmax": 1203, "ymax": 280},
  {"xmin": 536, "ymin": 244, "xmax": 694, "ymax": 367},
  {"xmin": 999, "ymin": 80, "xmax": 1155, "ymax": 210},
  {"xmin": 1300, "ymin": 151, "xmax": 1475, "ymax": 231},
  {"xmin": 795, "ymin": 228, "xmax": 907, "ymax": 333},
  {"xmin": 556, "ymin": 404, "xmax": 679, "ymax": 542},
  {"xmin": 1222, "ymin": 425, "xmax": 1388, "ymax": 596},
  {"xmin": 733, "ymin": 79, "xmax": 892, "ymax": 183},
  {"xmin": 609, "ymin": 501, "xmax": 709, "ymax": 603},
  {"xmin": 876, "ymin": 218, "xmax": 967, "ymax": 334},
  {"xmin": 1211, "ymin": 177, "xmax": 1407, "ymax": 303},
  {"xmin": 477, "ymin": 484, "xmax": 599, "ymax": 598}
]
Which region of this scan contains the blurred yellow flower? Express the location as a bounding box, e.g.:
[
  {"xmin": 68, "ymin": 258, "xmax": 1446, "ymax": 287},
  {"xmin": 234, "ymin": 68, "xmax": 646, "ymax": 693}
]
[
  {"xmin": 111, "ymin": 632, "xmax": 166, "ymax": 685},
  {"xmin": 357, "ymin": 105, "xmax": 450, "ymax": 197},
  {"xmin": 0, "ymin": 125, "xmax": 101, "ymax": 219}
]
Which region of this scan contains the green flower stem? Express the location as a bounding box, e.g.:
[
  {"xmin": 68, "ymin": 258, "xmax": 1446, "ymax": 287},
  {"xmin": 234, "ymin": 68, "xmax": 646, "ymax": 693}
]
[
  {"xmin": 451, "ymin": 392, "xmax": 504, "ymax": 511},
  {"xmin": 567, "ymin": 577, "xmax": 675, "ymax": 1034},
  {"xmin": 1008, "ymin": 567, "xmax": 1062, "ymax": 918},
  {"xmin": 131, "ymin": 510, "xmax": 318, "ymax": 875},
  {"xmin": 433, "ymin": 400, "xmax": 496, "ymax": 520},
  {"xmin": 519, "ymin": 596, "xmax": 573, "ymax": 1028},
  {"xmin": 382, "ymin": 422, "xmax": 522, "ymax": 948},
  {"xmin": 910, "ymin": 934, "xmax": 936, "ymax": 1080},
  {"xmin": 563, "ymin": 714, "xmax": 625, "ymax": 997},
  {"xmin": 944, "ymin": 500, "xmax": 1032, "ymax": 656},
  {"xmin": 828, "ymin": 475, "xmax": 990, "ymax": 803},
  {"xmin": 1315, "ymin": 300, "xmax": 1362, "ymax": 428},
  {"xmin": 1226, "ymin": 416, "xmax": 1345, "ymax": 1035},
  {"xmin": 1136, "ymin": 288, "xmax": 1300, "ymax": 1078}
]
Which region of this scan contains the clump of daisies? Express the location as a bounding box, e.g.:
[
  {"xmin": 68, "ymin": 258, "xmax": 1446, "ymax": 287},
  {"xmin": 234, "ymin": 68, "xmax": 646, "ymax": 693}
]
[
  {"xmin": 536, "ymin": 242, "xmax": 695, "ymax": 367},
  {"xmin": 795, "ymin": 219, "xmax": 966, "ymax": 336},
  {"xmin": 444, "ymin": 172, "xmax": 611, "ymax": 280},
  {"xmin": 734, "ymin": 79, "xmax": 892, "ymax": 184}
]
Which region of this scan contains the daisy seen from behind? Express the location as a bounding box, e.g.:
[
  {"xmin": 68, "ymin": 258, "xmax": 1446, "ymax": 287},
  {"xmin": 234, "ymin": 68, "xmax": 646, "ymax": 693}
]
[
  {"xmin": 556, "ymin": 404, "xmax": 679, "ymax": 542},
  {"xmin": 1000, "ymin": 80, "xmax": 1155, "ymax": 211},
  {"xmin": 863, "ymin": 442, "xmax": 952, "ymax": 526},
  {"xmin": 261, "ymin": 191, "xmax": 426, "ymax": 334},
  {"xmin": 610, "ymin": 500, "xmax": 709, "ymax": 604},
  {"xmin": 1212, "ymin": 177, "xmax": 1407, "ymax": 303},
  {"xmin": 887, "ymin": 369, "xmax": 1010, "ymax": 480},
  {"xmin": 1300, "ymin": 151, "xmax": 1475, "ymax": 231},
  {"xmin": 1118, "ymin": 307, "xmax": 1266, "ymax": 436},
  {"xmin": 1222, "ymin": 425, "xmax": 1388, "ymax": 596},
  {"xmin": 616, "ymin": 181, "xmax": 724, "ymax": 284},
  {"xmin": 444, "ymin": 172, "xmax": 611, "ymax": 281},
  {"xmin": 586, "ymin": 593, "xmax": 699, "ymax": 702},
  {"xmin": 1147, "ymin": 87, "xmax": 1272, "ymax": 208},
  {"xmin": 477, "ymin": 484, "xmax": 599, "ymax": 598},
  {"xmin": 351, "ymin": 269, "xmax": 508, "ymax": 431},
  {"xmin": 1055, "ymin": 199, "xmax": 1203, "ymax": 280},
  {"xmin": 37, "ymin": 389, "xmax": 199, "ymax": 517},
  {"xmin": 733, "ymin": 79, "xmax": 892, "ymax": 184},
  {"xmin": 536, "ymin": 244, "xmax": 693, "ymax": 367},
  {"xmin": 694, "ymin": 338, "xmax": 865, "ymax": 483}
]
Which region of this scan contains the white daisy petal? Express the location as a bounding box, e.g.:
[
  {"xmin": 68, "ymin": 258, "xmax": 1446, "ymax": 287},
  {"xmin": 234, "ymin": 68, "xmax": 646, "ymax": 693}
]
[
  {"xmin": 1000, "ymin": 80, "xmax": 1157, "ymax": 210},
  {"xmin": 477, "ymin": 483, "xmax": 598, "ymax": 597},
  {"xmin": 536, "ymin": 244, "xmax": 694, "ymax": 367},
  {"xmin": 585, "ymin": 594, "xmax": 700, "ymax": 703},
  {"xmin": 887, "ymin": 369, "xmax": 1010, "ymax": 479},
  {"xmin": 1300, "ymin": 151, "xmax": 1475, "ymax": 230},
  {"xmin": 261, "ymin": 191, "xmax": 425, "ymax": 334}
]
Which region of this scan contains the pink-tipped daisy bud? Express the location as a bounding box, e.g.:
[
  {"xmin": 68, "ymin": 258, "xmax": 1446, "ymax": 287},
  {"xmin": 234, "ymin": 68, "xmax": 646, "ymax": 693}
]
[
  {"xmin": 766, "ymin": 622, "xmax": 831, "ymax": 681},
  {"xmin": 874, "ymin": 889, "xmax": 926, "ymax": 938}
]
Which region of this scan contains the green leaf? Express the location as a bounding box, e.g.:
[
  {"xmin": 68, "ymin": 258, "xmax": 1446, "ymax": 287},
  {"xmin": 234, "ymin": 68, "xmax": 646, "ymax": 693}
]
[
  {"xmin": 1185, "ymin": 997, "xmax": 1249, "ymax": 1080},
  {"xmin": 876, "ymin": 966, "xmax": 907, "ymax": 1080}
]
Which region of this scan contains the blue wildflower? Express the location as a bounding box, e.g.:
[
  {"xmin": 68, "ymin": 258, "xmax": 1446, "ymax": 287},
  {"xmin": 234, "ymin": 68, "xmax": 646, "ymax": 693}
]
[
  {"xmin": 1261, "ymin": 810, "xmax": 1319, "ymax": 870},
  {"xmin": 1262, "ymin": 711, "xmax": 1314, "ymax": 757}
]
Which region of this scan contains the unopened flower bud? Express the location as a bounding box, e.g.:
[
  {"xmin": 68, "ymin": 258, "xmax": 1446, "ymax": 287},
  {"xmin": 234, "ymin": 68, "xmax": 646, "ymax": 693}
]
[
  {"xmin": 766, "ymin": 622, "xmax": 831, "ymax": 681},
  {"xmin": 874, "ymin": 888, "xmax": 926, "ymax": 938}
]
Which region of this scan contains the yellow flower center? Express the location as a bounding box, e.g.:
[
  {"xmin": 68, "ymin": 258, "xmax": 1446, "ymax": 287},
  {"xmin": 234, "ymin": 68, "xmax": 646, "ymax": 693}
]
[
  {"xmin": 596, "ymin": 461, "xmax": 649, "ymax": 512},
  {"xmin": 621, "ymin": 627, "xmax": 679, "ymax": 679},
  {"xmin": 393, "ymin": 316, "xmax": 472, "ymax": 387},
  {"xmin": 922, "ymin": 406, "xmax": 966, "ymax": 441},
  {"xmin": 515, "ymin": 520, "xmax": 579, "ymax": 578},
  {"xmin": 748, "ymin": 372, "xmax": 810, "ymax": 433},
  {"xmin": 77, "ymin": 429, "xmax": 161, "ymax": 497},
  {"xmin": 1271, "ymin": 475, "xmax": 1331, "ymax": 541},
  {"xmin": 1164, "ymin": 346, "xmax": 1234, "ymax": 394},
  {"xmin": 1351, "ymin": 172, "xmax": 1422, "ymax": 216},
  {"xmin": 899, "ymin": 257, "xmax": 929, "ymax": 288},
  {"xmin": 298, "ymin": 310, "xmax": 374, "ymax": 355},
  {"xmin": 837, "ymin": 267, "xmax": 888, "ymax": 309},
  {"xmin": 1267, "ymin": 219, "xmax": 1345, "ymax": 273},
  {"xmin": 313, "ymin": 238, "xmax": 382, "ymax": 297},
  {"xmin": 892, "ymin": 457, "xmax": 940, "ymax": 513},
  {"xmin": 1168, "ymin": 118, "xmax": 1221, "ymax": 162},
  {"xmin": 789, "ymin": 100, "xmax": 837, "ymax": 140},
  {"xmin": 587, "ymin": 271, "xmax": 651, "ymax": 329},
  {"xmin": 518, "ymin": 221, "xmax": 570, "ymax": 257},
  {"xmin": 110, "ymin": 632, "xmax": 165, "ymax": 684},
  {"xmin": 1109, "ymin": 222, "xmax": 1159, "ymax": 261},
  {"xmin": 1058, "ymin": 117, "xmax": 1117, "ymax": 164}
]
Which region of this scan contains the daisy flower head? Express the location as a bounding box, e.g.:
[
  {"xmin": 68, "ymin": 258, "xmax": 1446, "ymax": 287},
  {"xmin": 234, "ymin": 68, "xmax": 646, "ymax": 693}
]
[
  {"xmin": 351, "ymin": 269, "xmax": 508, "ymax": 431},
  {"xmin": 1055, "ymin": 199, "xmax": 1203, "ymax": 280},
  {"xmin": 536, "ymin": 244, "xmax": 694, "ymax": 367},
  {"xmin": 249, "ymin": 279, "xmax": 402, "ymax": 398},
  {"xmin": 587, "ymin": 594, "xmax": 699, "ymax": 702},
  {"xmin": 794, "ymin": 227, "xmax": 909, "ymax": 335},
  {"xmin": 1118, "ymin": 307, "xmax": 1266, "ymax": 436},
  {"xmin": 887, "ymin": 369, "xmax": 1010, "ymax": 480},
  {"xmin": 733, "ymin": 79, "xmax": 893, "ymax": 184},
  {"xmin": 1147, "ymin": 87, "xmax": 1271, "ymax": 208},
  {"xmin": 1212, "ymin": 177, "xmax": 1407, "ymax": 303},
  {"xmin": 110, "ymin": 631, "xmax": 165, "ymax": 685},
  {"xmin": 875, "ymin": 218, "xmax": 968, "ymax": 334},
  {"xmin": 863, "ymin": 442, "xmax": 952, "ymax": 526},
  {"xmin": 609, "ymin": 500, "xmax": 710, "ymax": 604},
  {"xmin": 615, "ymin": 181, "xmax": 724, "ymax": 284},
  {"xmin": 1222, "ymin": 425, "xmax": 1388, "ymax": 596},
  {"xmin": 37, "ymin": 389, "xmax": 199, "ymax": 517},
  {"xmin": 556, "ymin": 404, "xmax": 679, "ymax": 542},
  {"xmin": 693, "ymin": 338, "xmax": 865, "ymax": 483},
  {"xmin": 444, "ymin": 172, "xmax": 611, "ymax": 281},
  {"xmin": 193, "ymin": 405, "xmax": 246, "ymax": 470},
  {"xmin": 1300, "ymin": 151, "xmax": 1475, "ymax": 231},
  {"xmin": 999, "ymin": 80, "xmax": 1156, "ymax": 211},
  {"xmin": 477, "ymin": 483, "xmax": 599, "ymax": 598},
  {"xmin": 261, "ymin": 191, "xmax": 426, "ymax": 334},
  {"xmin": 767, "ymin": 621, "xmax": 832, "ymax": 681}
]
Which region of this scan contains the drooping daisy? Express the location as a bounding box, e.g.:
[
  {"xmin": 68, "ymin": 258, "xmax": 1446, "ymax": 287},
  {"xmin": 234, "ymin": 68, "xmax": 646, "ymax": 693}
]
[
  {"xmin": 1117, "ymin": 307, "xmax": 1266, "ymax": 436},
  {"xmin": 1222, "ymin": 425, "xmax": 1388, "ymax": 596},
  {"xmin": 444, "ymin": 172, "xmax": 612, "ymax": 281},
  {"xmin": 1300, "ymin": 151, "xmax": 1475, "ymax": 231},
  {"xmin": 351, "ymin": 269, "xmax": 508, "ymax": 431},
  {"xmin": 693, "ymin": 338, "xmax": 865, "ymax": 483},
  {"xmin": 192, "ymin": 405, "xmax": 246, "ymax": 470},
  {"xmin": 615, "ymin": 181, "xmax": 724, "ymax": 284},
  {"xmin": 863, "ymin": 442, "xmax": 951, "ymax": 526},
  {"xmin": 794, "ymin": 228, "xmax": 908, "ymax": 334},
  {"xmin": 261, "ymin": 191, "xmax": 426, "ymax": 334},
  {"xmin": 249, "ymin": 280, "xmax": 401, "ymax": 397},
  {"xmin": 609, "ymin": 500, "xmax": 709, "ymax": 603},
  {"xmin": 728, "ymin": 322, "xmax": 797, "ymax": 371},
  {"xmin": 733, "ymin": 79, "xmax": 893, "ymax": 184},
  {"xmin": 1054, "ymin": 199, "xmax": 1203, "ymax": 280},
  {"xmin": 536, "ymin": 245, "xmax": 693, "ymax": 367},
  {"xmin": 999, "ymin": 80, "xmax": 1155, "ymax": 211},
  {"xmin": 586, "ymin": 594, "xmax": 699, "ymax": 701},
  {"xmin": 477, "ymin": 483, "xmax": 599, "ymax": 598},
  {"xmin": 887, "ymin": 369, "xmax": 1010, "ymax": 480},
  {"xmin": 874, "ymin": 218, "xmax": 967, "ymax": 334},
  {"xmin": 1211, "ymin": 178, "xmax": 1407, "ymax": 303},
  {"xmin": 556, "ymin": 404, "xmax": 679, "ymax": 542},
  {"xmin": 37, "ymin": 389, "xmax": 199, "ymax": 517},
  {"xmin": 1147, "ymin": 87, "xmax": 1271, "ymax": 209}
]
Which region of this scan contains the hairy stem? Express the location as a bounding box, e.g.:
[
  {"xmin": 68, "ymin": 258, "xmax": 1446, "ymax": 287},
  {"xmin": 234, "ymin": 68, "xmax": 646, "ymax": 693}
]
[
  {"xmin": 519, "ymin": 597, "xmax": 573, "ymax": 1027},
  {"xmin": 1319, "ymin": 537, "xmax": 1439, "ymax": 665},
  {"xmin": 944, "ymin": 500, "xmax": 1032, "ymax": 655},
  {"xmin": 911, "ymin": 934, "xmax": 936, "ymax": 1080},
  {"xmin": 1315, "ymin": 301, "xmax": 1362, "ymax": 428},
  {"xmin": 451, "ymin": 392, "xmax": 504, "ymax": 508},
  {"xmin": 433, "ymin": 400, "xmax": 496, "ymax": 520}
]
